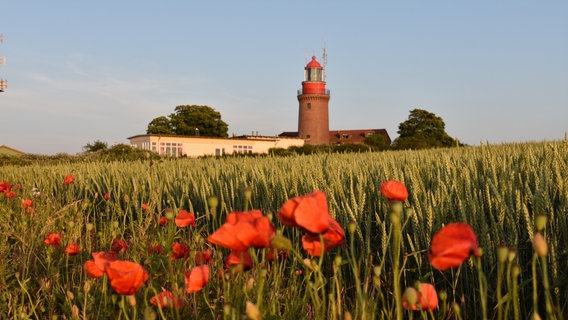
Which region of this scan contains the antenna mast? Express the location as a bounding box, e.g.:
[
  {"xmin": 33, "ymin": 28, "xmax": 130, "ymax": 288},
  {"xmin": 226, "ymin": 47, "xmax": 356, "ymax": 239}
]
[
  {"xmin": 0, "ymin": 34, "xmax": 6, "ymax": 93},
  {"xmin": 322, "ymin": 38, "xmax": 327, "ymax": 82}
]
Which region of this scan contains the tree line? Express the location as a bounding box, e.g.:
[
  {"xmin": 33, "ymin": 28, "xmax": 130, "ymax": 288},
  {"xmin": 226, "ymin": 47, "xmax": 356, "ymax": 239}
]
[{"xmin": 82, "ymin": 105, "xmax": 461, "ymax": 155}]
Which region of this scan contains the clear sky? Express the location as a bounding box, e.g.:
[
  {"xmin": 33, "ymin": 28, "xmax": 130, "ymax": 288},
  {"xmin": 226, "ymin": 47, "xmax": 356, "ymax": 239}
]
[{"xmin": 1, "ymin": 1, "xmax": 567, "ymax": 155}]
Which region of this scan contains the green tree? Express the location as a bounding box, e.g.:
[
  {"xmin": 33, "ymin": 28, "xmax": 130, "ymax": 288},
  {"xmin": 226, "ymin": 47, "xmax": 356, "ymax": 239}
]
[
  {"xmin": 147, "ymin": 116, "xmax": 174, "ymax": 134},
  {"xmin": 392, "ymin": 109, "xmax": 458, "ymax": 150},
  {"xmin": 363, "ymin": 133, "xmax": 391, "ymax": 150},
  {"xmin": 146, "ymin": 105, "xmax": 229, "ymax": 137},
  {"xmin": 83, "ymin": 140, "xmax": 108, "ymax": 153}
]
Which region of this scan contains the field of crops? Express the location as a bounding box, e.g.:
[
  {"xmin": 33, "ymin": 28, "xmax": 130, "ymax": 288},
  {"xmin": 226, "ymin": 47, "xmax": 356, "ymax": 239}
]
[{"xmin": 1, "ymin": 140, "xmax": 567, "ymax": 319}]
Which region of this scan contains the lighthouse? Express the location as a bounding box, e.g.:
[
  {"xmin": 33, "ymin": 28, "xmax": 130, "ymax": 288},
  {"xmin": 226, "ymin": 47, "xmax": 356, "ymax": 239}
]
[{"xmin": 297, "ymin": 56, "xmax": 330, "ymax": 145}]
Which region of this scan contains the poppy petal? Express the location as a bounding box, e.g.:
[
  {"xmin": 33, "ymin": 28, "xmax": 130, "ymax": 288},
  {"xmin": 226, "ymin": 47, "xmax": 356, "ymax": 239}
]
[{"xmin": 185, "ymin": 265, "xmax": 210, "ymax": 293}]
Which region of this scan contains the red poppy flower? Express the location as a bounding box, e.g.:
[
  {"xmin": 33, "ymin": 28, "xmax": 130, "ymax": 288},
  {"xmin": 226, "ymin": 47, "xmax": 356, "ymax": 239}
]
[
  {"xmin": 104, "ymin": 192, "xmax": 111, "ymax": 201},
  {"xmin": 277, "ymin": 190, "xmax": 331, "ymax": 234},
  {"xmin": 171, "ymin": 242, "xmax": 190, "ymax": 260},
  {"xmin": 207, "ymin": 210, "xmax": 275, "ymax": 251},
  {"xmin": 141, "ymin": 203, "xmax": 149, "ymax": 212},
  {"xmin": 159, "ymin": 216, "xmax": 168, "ymax": 226},
  {"xmin": 194, "ymin": 249, "xmax": 212, "ymax": 265},
  {"xmin": 149, "ymin": 290, "xmax": 184, "ymax": 310},
  {"xmin": 4, "ymin": 190, "xmax": 16, "ymax": 199},
  {"xmin": 301, "ymin": 218, "xmax": 345, "ymax": 256},
  {"xmin": 277, "ymin": 191, "xmax": 345, "ymax": 256},
  {"xmin": 43, "ymin": 233, "xmax": 62, "ymax": 248},
  {"xmin": 147, "ymin": 243, "xmax": 164, "ymax": 255},
  {"xmin": 21, "ymin": 198, "xmax": 33, "ymax": 209},
  {"xmin": 63, "ymin": 243, "xmax": 80, "ymax": 256},
  {"xmin": 63, "ymin": 174, "xmax": 75, "ymax": 186},
  {"xmin": 175, "ymin": 210, "xmax": 196, "ymax": 227},
  {"xmin": 0, "ymin": 181, "xmax": 11, "ymax": 193},
  {"xmin": 185, "ymin": 265, "xmax": 210, "ymax": 293},
  {"xmin": 380, "ymin": 180, "xmax": 408, "ymax": 202},
  {"xmin": 224, "ymin": 250, "xmax": 253, "ymax": 272},
  {"xmin": 84, "ymin": 260, "xmax": 106, "ymax": 278},
  {"xmin": 402, "ymin": 283, "xmax": 439, "ymax": 311},
  {"xmin": 84, "ymin": 251, "xmax": 118, "ymax": 278},
  {"xmin": 427, "ymin": 222, "xmax": 480, "ymax": 270},
  {"xmin": 106, "ymin": 260, "xmax": 149, "ymax": 295},
  {"xmin": 110, "ymin": 238, "xmax": 128, "ymax": 253}
]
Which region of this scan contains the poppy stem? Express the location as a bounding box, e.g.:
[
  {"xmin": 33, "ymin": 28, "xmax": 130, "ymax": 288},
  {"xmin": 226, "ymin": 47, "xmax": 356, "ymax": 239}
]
[
  {"xmin": 539, "ymin": 255, "xmax": 555, "ymax": 318},
  {"xmin": 475, "ymin": 255, "xmax": 488, "ymax": 320},
  {"xmin": 390, "ymin": 208, "xmax": 403, "ymax": 320},
  {"xmin": 532, "ymin": 254, "xmax": 539, "ymax": 316}
]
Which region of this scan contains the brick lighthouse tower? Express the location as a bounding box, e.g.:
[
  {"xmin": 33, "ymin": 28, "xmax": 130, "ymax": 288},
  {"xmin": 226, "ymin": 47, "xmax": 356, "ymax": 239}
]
[{"xmin": 297, "ymin": 56, "xmax": 330, "ymax": 145}]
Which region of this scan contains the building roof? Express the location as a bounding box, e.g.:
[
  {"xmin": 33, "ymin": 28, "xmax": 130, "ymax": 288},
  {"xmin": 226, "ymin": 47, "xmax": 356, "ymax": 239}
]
[
  {"xmin": 0, "ymin": 145, "xmax": 26, "ymax": 156},
  {"xmin": 306, "ymin": 56, "xmax": 322, "ymax": 69},
  {"xmin": 127, "ymin": 133, "xmax": 302, "ymax": 142}
]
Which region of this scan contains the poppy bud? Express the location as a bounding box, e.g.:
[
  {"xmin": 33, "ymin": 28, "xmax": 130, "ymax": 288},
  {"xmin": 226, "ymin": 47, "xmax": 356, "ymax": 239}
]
[
  {"xmin": 348, "ymin": 221, "xmax": 357, "ymax": 235},
  {"xmin": 497, "ymin": 245, "xmax": 509, "ymax": 264},
  {"xmin": 270, "ymin": 235, "xmax": 292, "ymax": 251},
  {"xmin": 334, "ymin": 255, "xmax": 342, "ymax": 268},
  {"xmin": 512, "ymin": 264, "xmax": 521, "ymax": 278},
  {"xmin": 532, "ymin": 232, "xmax": 548, "ymax": 257},
  {"xmin": 402, "ymin": 287, "xmax": 418, "ymax": 308},
  {"xmin": 534, "ymin": 214, "xmax": 547, "ymax": 231},
  {"xmin": 477, "ymin": 247, "xmax": 484, "ymax": 257},
  {"xmin": 143, "ymin": 307, "xmax": 157, "ymax": 320},
  {"xmin": 127, "ymin": 295, "xmax": 136, "ymax": 307},
  {"xmin": 244, "ymin": 187, "xmax": 253, "ymax": 202},
  {"xmin": 507, "ymin": 248, "xmax": 517, "ymax": 262},
  {"xmin": 245, "ymin": 301, "xmax": 261, "ymax": 320},
  {"xmin": 373, "ymin": 265, "xmax": 381, "ymax": 277},
  {"xmin": 165, "ymin": 209, "xmax": 175, "ymax": 220},
  {"xmin": 452, "ymin": 302, "xmax": 461, "ymax": 316},
  {"xmin": 208, "ymin": 195, "xmax": 218, "ymax": 209}
]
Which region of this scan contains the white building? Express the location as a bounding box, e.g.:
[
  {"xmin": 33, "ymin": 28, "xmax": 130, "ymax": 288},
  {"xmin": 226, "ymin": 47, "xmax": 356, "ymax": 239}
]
[{"xmin": 127, "ymin": 134, "xmax": 304, "ymax": 157}]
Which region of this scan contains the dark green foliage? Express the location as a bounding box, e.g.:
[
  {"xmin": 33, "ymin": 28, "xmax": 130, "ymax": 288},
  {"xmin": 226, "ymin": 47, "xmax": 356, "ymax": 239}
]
[
  {"xmin": 147, "ymin": 105, "xmax": 229, "ymax": 137},
  {"xmin": 392, "ymin": 108, "xmax": 459, "ymax": 150},
  {"xmin": 146, "ymin": 116, "xmax": 174, "ymax": 135},
  {"xmin": 269, "ymin": 143, "xmax": 381, "ymax": 156},
  {"xmin": 82, "ymin": 140, "xmax": 108, "ymax": 153},
  {"xmin": 363, "ymin": 133, "xmax": 391, "ymax": 150}
]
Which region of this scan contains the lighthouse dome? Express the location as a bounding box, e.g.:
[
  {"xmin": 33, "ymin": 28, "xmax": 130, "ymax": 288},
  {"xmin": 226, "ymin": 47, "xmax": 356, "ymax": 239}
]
[{"xmin": 306, "ymin": 56, "xmax": 322, "ymax": 68}]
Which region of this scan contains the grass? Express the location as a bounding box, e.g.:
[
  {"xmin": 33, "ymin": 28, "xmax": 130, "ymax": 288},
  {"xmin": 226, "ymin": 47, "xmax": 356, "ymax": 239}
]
[{"xmin": 0, "ymin": 140, "xmax": 566, "ymax": 319}]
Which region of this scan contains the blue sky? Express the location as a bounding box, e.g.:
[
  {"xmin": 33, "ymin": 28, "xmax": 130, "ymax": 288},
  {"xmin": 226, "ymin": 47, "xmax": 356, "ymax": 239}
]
[{"xmin": 1, "ymin": 1, "xmax": 567, "ymax": 154}]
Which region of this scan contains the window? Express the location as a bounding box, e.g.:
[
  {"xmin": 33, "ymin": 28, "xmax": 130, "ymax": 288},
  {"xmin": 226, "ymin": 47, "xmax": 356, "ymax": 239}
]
[
  {"xmin": 307, "ymin": 103, "xmax": 312, "ymax": 110},
  {"xmin": 342, "ymin": 134, "xmax": 349, "ymax": 139},
  {"xmin": 159, "ymin": 142, "xmax": 183, "ymax": 157},
  {"xmin": 232, "ymin": 145, "xmax": 253, "ymax": 154}
]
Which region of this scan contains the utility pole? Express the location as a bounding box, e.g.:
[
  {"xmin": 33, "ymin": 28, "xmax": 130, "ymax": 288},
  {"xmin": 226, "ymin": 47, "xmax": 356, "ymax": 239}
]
[{"xmin": 0, "ymin": 34, "xmax": 6, "ymax": 92}]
